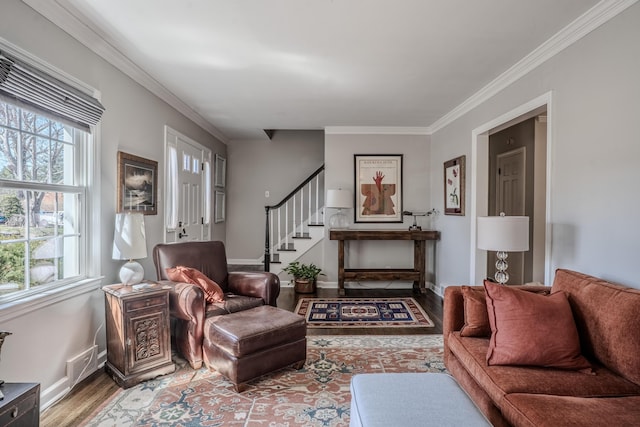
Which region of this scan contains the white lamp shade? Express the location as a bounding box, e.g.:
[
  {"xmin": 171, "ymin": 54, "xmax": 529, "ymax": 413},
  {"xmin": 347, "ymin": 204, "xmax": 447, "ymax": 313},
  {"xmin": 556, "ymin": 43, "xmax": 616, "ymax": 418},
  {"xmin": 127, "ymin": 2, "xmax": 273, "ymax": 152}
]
[
  {"xmin": 112, "ymin": 212, "xmax": 147, "ymax": 260},
  {"xmin": 326, "ymin": 189, "xmax": 353, "ymax": 209},
  {"xmin": 477, "ymin": 215, "xmax": 529, "ymax": 252}
]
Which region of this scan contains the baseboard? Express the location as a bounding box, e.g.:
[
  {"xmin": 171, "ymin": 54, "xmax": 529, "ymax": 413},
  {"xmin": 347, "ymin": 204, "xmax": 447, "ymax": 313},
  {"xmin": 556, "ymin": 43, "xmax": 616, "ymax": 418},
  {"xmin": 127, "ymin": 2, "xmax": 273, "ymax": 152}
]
[
  {"xmin": 227, "ymin": 258, "xmax": 262, "ymax": 265},
  {"xmin": 40, "ymin": 349, "xmax": 108, "ymax": 411}
]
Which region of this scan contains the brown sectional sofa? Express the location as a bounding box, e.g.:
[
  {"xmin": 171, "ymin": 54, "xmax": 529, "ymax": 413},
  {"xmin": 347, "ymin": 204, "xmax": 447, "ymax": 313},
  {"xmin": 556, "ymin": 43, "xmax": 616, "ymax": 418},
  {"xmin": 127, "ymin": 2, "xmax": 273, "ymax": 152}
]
[{"xmin": 443, "ymin": 269, "xmax": 640, "ymax": 427}]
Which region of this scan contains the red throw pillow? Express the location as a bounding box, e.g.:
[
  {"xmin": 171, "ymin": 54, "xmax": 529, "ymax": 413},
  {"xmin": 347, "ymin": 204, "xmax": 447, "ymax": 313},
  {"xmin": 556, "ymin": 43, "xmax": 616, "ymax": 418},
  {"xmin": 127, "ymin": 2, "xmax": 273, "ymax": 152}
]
[
  {"xmin": 460, "ymin": 286, "xmax": 491, "ymax": 337},
  {"xmin": 483, "ymin": 280, "xmax": 591, "ymax": 372},
  {"xmin": 166, "ymin": 266, "xmax": 225, "ymax": 303}
]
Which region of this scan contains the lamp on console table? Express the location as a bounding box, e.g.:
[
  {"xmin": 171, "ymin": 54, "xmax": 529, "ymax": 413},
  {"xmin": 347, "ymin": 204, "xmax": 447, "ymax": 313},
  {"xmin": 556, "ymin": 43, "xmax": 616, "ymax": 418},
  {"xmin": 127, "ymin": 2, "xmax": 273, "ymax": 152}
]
[
  {"xmin": 326, "ymin": 189, "xmax": 353, "ymax": 229},
  {"xmin": 112, "ymin": 212, "xmax": 147, "ymax": 285},
  {"xmin": 477, "ymin": 212, "xmax": 529, "ymax": 285}
]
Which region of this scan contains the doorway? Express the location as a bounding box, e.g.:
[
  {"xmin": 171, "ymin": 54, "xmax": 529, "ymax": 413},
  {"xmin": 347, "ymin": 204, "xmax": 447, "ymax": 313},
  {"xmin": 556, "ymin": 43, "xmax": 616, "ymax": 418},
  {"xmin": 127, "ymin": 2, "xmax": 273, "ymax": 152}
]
[
  {"xmin": 164, "ymin": 126, "xmax": 212, "ymax": 243},
  {"xmin": 470, "ymin": 92, "xmax": 551, "ymax": 286}
]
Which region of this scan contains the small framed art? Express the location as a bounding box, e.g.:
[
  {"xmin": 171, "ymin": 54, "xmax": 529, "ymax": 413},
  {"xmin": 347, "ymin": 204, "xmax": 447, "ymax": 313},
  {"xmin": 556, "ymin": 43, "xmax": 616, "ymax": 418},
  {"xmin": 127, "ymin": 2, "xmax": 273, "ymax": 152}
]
[
  {"xmin": 214, "ymin": 191, "xmax": 225, "ymax": 223},
  {"xmin": 117, "ymin": 151, "xmax": 158, "ymax": 215},
  {"xmin": 214, "ymin": 154, "xmax": 226, "ymax": 188},
  {"xmin": 444, "ymin": 155, "xmax": 465, "ymax": 216},
  {"xmin": 354, "ymin": 154, "xmax": 403, "ymax": 223}
]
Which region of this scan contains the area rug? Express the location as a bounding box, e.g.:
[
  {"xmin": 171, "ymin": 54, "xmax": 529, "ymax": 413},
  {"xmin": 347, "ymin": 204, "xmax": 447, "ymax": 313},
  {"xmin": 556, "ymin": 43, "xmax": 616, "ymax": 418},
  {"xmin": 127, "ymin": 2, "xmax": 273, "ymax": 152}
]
[
  {"xmin": 81, "ymin": 335, "xmax": 444, "ymax": 426},
  {"xmin": 295, "ymin": 297, "xmax": 435, "ymax": 328}
]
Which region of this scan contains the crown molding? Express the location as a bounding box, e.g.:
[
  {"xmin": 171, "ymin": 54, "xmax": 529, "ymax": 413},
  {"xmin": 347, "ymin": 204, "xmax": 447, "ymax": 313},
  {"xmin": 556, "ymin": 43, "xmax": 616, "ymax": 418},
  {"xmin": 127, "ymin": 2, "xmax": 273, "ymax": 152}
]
[
  {"xmin": 324, "ymin": 126, "xmax": 431, "ymax": 135},
  {"xmin": 429, "ymin": 0, "xmax": 638, "ymax": 134},
  {"xmin": 21, "ymin": 0, "xmax": 229, "ymax": 143}
]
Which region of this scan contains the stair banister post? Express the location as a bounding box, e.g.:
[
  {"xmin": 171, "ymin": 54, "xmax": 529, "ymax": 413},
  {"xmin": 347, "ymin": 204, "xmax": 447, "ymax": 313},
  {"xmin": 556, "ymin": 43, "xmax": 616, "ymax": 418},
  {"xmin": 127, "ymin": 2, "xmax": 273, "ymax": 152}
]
[
  {"xmin": 277, "ymin": 208, "xmax": 282, "ymax": 251},
  {"xmin": 316, "ymin": 175, "xmax": 320, "ymax": 224},
  {"xmin": 307, "ymin": 181, "xmax": 312, "ymax": 234},
  {"xmin": 264, "ymin": 206, "xmax": 271, "ymax": 271}
]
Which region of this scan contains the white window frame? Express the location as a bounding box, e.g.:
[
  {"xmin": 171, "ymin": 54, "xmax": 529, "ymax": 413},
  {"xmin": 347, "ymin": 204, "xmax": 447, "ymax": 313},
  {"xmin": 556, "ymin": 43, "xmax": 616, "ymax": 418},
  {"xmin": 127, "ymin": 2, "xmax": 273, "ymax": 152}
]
[{"xmin": 0, "ymin": 41, "xmax": 102, "ymax": 322}]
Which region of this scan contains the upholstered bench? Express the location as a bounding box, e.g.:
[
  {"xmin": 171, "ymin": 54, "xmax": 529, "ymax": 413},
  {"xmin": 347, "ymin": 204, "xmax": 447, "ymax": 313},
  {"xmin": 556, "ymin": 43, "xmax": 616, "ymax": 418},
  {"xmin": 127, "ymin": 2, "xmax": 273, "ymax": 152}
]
[
  {"xmin": 203, "ymin": 305, "xmax": 307, "ymax": 392},
  {"xmin": 350, "ymin": 373, "xmax": 490, "ymax": 427}
]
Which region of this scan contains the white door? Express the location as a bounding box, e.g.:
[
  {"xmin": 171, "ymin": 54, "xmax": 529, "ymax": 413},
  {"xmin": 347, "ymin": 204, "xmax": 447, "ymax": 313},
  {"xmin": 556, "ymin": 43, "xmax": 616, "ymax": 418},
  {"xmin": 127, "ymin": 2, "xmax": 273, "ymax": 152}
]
[
  {"xmin": 492, "ymin": 147, "xmax": 526, "ymax": 283},
  {"xmin": 164, "ymin": 127, "xmax": 211, "ymax": 243}
]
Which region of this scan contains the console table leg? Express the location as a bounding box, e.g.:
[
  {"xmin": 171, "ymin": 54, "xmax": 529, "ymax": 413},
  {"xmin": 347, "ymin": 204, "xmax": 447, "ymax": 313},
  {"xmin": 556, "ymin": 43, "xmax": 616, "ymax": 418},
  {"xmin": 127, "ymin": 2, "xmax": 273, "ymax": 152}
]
[
  {"xmin": 338, "ymin": 240, "xmax": 345, "ymax": 295},
  {"xmin": 415, "ymin": 240, "xmax": 427, "ymax": 294}
]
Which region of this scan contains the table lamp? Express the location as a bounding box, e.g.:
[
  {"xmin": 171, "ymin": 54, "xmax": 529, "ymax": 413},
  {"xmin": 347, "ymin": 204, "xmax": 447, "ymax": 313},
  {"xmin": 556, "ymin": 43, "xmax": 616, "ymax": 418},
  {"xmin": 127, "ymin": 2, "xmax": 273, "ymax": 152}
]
[
  {"xmin": 477, "ymin": 212, "xmax": 529, "ymax": 284},
  {"xmin": 326, "ymin": 189, "xmax": 353, "ymax": 229},
  {"xmin": 112, "ymin": 212, "xmax": 147, "ymax": 285}
]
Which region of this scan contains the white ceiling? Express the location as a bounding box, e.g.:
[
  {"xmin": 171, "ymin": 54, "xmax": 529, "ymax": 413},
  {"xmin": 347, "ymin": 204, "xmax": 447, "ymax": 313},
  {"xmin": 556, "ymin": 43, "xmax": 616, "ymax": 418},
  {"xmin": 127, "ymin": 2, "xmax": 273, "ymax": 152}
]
[{"xmin": 42, "ymin": 0, "xmax": 604, "ymax": 141}]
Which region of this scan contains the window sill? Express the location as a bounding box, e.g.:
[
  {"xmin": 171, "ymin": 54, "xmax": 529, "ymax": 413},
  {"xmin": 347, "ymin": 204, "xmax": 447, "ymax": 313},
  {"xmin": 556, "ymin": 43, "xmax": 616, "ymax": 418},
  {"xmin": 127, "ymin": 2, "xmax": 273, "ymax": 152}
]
[{"xmin": 0, "ymin": 276, "xmax": 104, "ymax": 323}]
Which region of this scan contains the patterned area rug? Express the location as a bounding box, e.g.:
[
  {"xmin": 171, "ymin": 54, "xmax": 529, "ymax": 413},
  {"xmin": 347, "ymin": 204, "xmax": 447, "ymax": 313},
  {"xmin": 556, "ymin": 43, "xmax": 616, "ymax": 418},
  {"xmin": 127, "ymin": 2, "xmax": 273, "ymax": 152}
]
[
  {"xmin": 295, "ymin": 297, "xmax": 435, "ymax": 328},
  {"xmin": 81, "ymin": 335, "xmax": 444, "ymax": 426}
]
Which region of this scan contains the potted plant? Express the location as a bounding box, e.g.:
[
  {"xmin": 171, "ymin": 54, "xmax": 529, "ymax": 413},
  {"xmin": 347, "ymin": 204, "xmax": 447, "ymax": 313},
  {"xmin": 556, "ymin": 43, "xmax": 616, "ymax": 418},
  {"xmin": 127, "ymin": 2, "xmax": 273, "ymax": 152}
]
[{"xmin": 282, "ymin": 261, "xmax": 323, "ymax": 293}]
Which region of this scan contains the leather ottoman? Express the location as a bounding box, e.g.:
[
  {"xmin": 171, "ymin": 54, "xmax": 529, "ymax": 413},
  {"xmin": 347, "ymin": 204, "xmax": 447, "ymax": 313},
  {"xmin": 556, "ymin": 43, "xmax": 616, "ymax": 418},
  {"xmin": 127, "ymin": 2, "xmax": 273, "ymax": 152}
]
[{"xmin": 203, "ymin": 305, "xmax": 307, "ymax": 392}]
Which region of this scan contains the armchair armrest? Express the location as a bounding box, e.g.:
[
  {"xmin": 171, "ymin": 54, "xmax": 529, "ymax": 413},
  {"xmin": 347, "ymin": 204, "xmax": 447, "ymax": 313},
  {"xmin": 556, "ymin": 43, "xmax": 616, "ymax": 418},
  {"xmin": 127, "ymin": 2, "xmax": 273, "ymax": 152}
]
[
  {"xmin": 158, "ymin": 280, "xmax": 206, "ymax": 322},
  {"xmin": 157, "ymin": 279, "xmax": 206, "ymax": 369},
  {"xmin": 228, "ymin": 271, "xmax": 280, "ymax": 306}
]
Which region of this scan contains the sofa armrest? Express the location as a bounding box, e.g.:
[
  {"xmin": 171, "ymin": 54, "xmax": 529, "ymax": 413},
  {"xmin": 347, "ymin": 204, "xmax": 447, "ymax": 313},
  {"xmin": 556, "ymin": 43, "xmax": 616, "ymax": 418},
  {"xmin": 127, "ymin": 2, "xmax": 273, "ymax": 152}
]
[
  {"xmin": 443, "ymin": 285, "xmax": 471, "ymax": 366},
  {"xmin": 228, "ymin": 271, "xmax": 280, "ymax": 306}
]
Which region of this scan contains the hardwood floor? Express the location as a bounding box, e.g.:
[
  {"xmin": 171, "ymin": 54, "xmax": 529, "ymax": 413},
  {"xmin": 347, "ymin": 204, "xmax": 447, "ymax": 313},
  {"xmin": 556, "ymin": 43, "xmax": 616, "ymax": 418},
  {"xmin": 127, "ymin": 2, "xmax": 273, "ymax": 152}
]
[{"xmin": 41, "ymin": 286, "xmax": 443, "ymax": 426}]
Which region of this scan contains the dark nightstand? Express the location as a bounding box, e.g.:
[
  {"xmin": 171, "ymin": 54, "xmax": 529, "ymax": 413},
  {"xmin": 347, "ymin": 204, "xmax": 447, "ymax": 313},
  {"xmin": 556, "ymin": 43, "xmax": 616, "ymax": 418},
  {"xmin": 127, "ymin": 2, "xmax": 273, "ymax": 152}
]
[
  {"xmin": 103, "ymin": 283, "xmax": 175, "ymax": 388},
  {"xmin": 0, "ymin": 382, "xmax": 40, "ymax": 426}
]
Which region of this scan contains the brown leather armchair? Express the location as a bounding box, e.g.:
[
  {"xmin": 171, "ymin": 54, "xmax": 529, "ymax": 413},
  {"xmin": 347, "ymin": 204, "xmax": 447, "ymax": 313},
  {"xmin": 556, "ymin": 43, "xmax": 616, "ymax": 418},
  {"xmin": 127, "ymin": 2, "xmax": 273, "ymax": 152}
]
[{"xmin": 153, "ymin": 241, "xmax": 280, "ymax": 369}]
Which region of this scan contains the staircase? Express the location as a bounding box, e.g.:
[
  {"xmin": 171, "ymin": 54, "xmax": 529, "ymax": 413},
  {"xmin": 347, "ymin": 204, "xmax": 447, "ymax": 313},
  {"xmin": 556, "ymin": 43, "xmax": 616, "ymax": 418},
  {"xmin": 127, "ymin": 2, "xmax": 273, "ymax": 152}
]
[{"xmin": 264, "ymin": 165, "xmax": 325, "ymax": 276}]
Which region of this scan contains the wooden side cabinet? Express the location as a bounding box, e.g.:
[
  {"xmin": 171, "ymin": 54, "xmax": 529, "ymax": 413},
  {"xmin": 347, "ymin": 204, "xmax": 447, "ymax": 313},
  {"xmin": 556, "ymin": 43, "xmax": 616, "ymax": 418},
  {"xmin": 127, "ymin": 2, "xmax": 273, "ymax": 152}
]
[
  {"xmin": 0, "ymin": 382, "xmax": 40, "ymax": 426},
  {"xmin": 103, "ymin": 284, "xmax": 175, "ymax": 388}
]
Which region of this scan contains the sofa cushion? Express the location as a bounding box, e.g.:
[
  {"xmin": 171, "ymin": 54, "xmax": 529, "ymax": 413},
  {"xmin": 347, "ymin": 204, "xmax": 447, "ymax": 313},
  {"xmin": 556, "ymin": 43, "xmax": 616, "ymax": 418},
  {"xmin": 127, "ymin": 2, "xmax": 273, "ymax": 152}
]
[
  {"xmin": 460, "ymin": 286, "xmax": 491, "ymax": 337},
  {"xmin": 501, "ymin": 393, "xmax": 640, "ymax": 427},
  {"xmin": 484, "ymin": 280, "xmax": 591, "ymax": 371},
  {"xmin": 166, "ymin": 266, "xmax": 225, "ymax": 303},
  {"xmin": 447, "ymin": 332, "xmax": 640, "ymax": 407},
  {"xmin": 552, "ymin": 269, "xmax": 640, "ymax": 386}
]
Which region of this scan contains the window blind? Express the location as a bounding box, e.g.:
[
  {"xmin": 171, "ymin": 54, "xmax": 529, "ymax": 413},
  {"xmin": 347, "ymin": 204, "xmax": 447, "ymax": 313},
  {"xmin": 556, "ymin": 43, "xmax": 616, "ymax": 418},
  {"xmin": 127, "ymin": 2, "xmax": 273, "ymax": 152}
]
[{"xmin": 0, "ymin": 51, "xmax": 105, "ymax": 131}]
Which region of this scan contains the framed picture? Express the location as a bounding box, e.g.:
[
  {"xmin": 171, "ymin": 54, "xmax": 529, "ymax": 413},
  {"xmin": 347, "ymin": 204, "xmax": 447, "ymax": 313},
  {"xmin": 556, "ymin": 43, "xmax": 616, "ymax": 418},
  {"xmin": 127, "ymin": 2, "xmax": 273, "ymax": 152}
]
[
  {"xmin": 214, "ymin": 191, "xmax": 225, "ymax": 223},
  {"xmin": 117, "ymin": 151, "xmax": 157, "ymax": 215},
  {"xmin": 214, "ymin": 154, "xmax": 226, "ymax": 188},
  {"xmin": 444, "ymin": 155, "xmax": 465, "ymax": 216},
  {"xmin": 354, "ymin": 154, "xmax": 403, "ymax": 223}
]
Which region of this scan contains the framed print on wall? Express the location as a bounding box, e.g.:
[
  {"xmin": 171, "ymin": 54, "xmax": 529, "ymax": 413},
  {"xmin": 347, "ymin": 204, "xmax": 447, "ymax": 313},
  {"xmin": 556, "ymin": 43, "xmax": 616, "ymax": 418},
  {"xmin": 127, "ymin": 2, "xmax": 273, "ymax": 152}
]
[
  {"xmin": 214, "ymin": 191, "xmax": 225, "ymax": 223},
  {"xmin": 117, "ymin": 151, "xmax": 158, "ymax": 215},
  {"xmin": 214, "ymin": 154, "xmax": 226, "ymax": 188},
  {"xmin": 354, "ymin": 154, "xmax": 403, "ymax": 223},
  {"xmin": 444, "ymin": 155, "xmax": 465, "ymax": 216}
]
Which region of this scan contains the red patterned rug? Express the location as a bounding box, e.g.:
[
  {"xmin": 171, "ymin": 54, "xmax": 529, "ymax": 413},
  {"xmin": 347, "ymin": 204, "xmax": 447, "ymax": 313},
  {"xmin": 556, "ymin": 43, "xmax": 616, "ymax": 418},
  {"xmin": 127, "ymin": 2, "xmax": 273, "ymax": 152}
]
[
  {"xmin": 295, "ymin": 297, "xmax": 435, "ymax": 328},
  {"xmin": 81, "ymin": 335, "xmax": 444, "ymax": 426}
]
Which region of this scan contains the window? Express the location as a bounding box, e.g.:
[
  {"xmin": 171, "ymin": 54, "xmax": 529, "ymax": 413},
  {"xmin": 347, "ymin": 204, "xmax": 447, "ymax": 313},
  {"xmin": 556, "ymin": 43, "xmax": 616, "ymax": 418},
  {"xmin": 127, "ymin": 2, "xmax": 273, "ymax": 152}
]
[
  {"xmin": 0, "ymin": 100, "xmax": 87, "ymax": 299},
  {"xmin": 0, "ymin": 47, "xmax": 103, "ymax": 303}
]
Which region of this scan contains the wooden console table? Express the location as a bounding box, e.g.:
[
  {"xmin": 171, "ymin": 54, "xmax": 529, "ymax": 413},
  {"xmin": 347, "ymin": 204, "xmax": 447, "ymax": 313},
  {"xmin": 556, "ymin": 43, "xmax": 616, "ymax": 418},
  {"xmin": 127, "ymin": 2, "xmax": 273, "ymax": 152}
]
[{"xmin": 329, "ymin": 229, "xmax": 441, "ymax": 295}]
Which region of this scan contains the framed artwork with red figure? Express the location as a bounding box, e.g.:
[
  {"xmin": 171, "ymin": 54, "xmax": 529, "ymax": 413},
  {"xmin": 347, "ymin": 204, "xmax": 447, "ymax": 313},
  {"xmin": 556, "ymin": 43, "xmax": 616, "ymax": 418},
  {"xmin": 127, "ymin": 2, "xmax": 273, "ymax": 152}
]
[
  {"xmin": 444, "ymin": 155, "xmax": 465, "ymax": 215},
  {"xmin": 354, "ymin": 154, "xmax": 403, "ymax": 223}
]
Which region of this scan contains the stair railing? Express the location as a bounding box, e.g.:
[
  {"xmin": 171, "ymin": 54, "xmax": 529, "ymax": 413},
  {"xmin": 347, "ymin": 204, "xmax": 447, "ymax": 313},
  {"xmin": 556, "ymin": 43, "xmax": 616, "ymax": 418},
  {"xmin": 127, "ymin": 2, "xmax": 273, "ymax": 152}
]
[{"xmin": 264, "ymin": 165, "xmax": 325, "ymax": 271}]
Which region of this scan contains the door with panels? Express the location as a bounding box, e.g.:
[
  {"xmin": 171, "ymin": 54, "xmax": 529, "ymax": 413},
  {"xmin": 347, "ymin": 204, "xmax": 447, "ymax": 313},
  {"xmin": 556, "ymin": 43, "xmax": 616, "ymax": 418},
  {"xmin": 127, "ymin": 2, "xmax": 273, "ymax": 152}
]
[{"xmin": 164, "ymin": 126, "xmax": 211, "ymax": 243}]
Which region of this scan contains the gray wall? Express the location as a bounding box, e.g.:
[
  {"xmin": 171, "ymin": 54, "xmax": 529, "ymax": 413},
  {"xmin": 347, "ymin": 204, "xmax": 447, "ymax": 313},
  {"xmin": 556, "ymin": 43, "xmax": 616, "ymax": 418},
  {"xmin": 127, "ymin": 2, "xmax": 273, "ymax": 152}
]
[
  {"xmin": 0, "ymin": 0, "xmax": 226, "ymax": 406},
  {"xmin": 430, "ymin": 2, "xmax": 640, "ymax": 289},
  {"xmin": 226, "ymin": 130, "xmax": 324, "ymax": 260}
]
